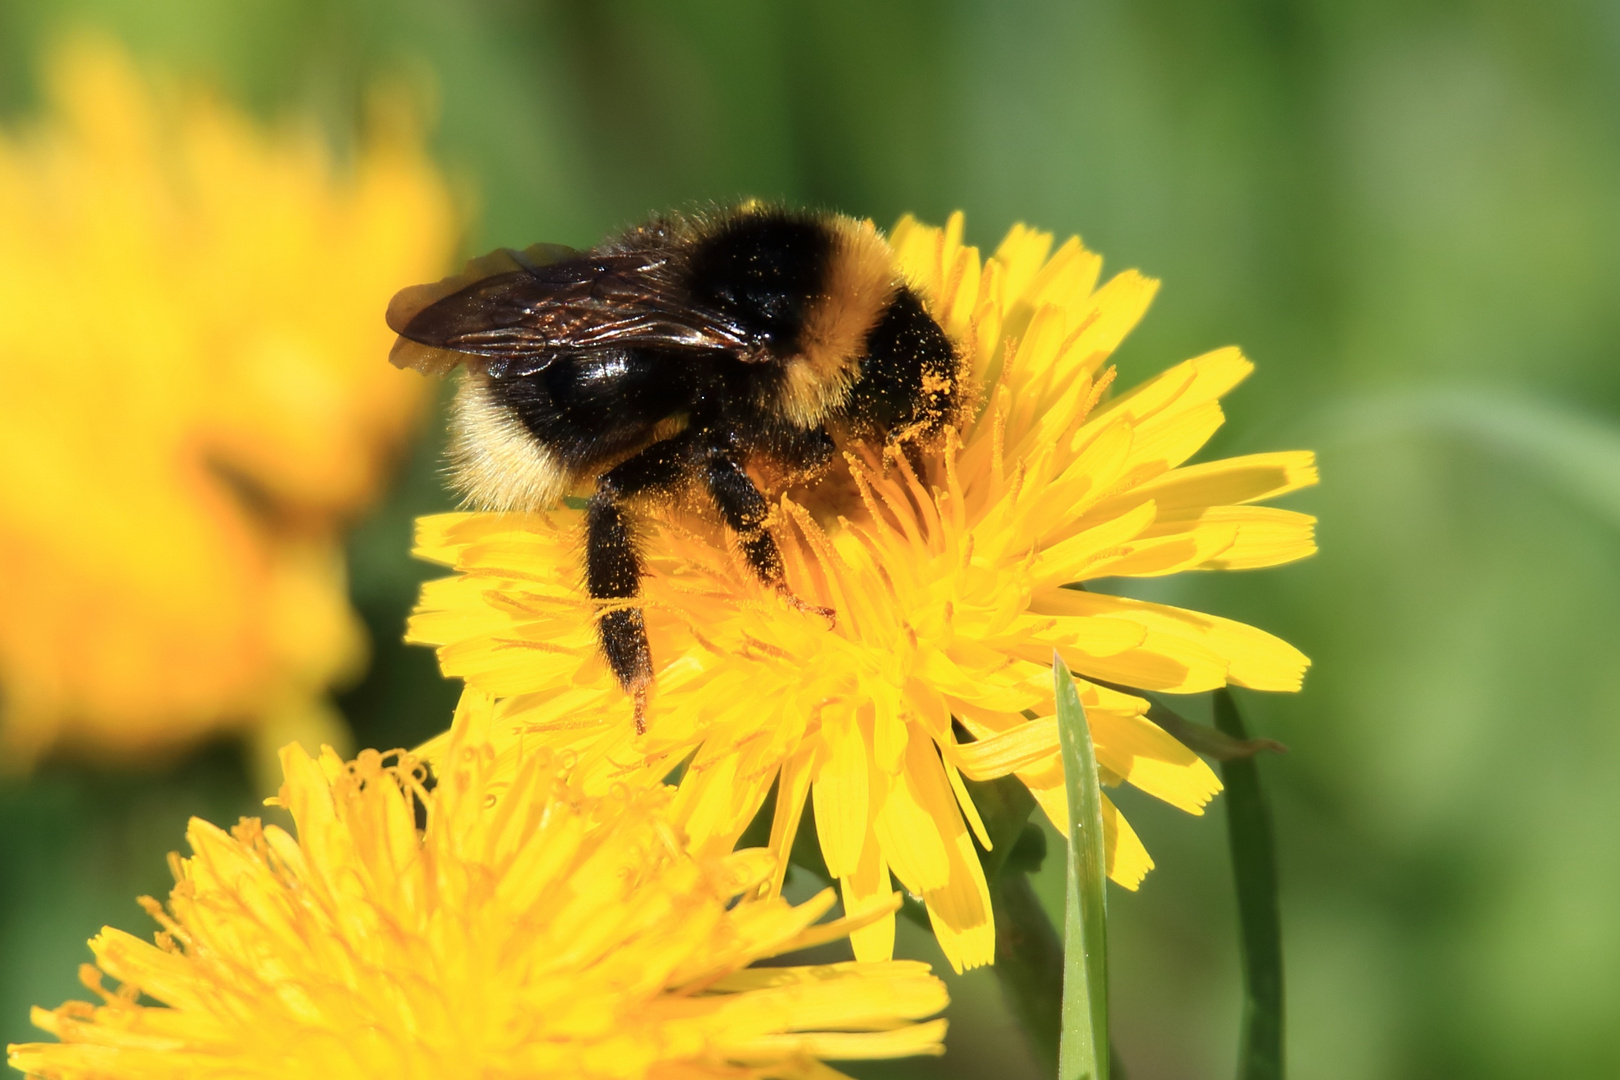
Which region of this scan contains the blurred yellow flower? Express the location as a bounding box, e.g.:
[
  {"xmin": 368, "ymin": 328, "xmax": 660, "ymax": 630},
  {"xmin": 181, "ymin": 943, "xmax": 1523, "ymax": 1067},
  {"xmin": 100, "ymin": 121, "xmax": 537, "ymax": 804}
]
[
  {"xmin": 7, "ymin": 692, "xmax": 948, "ymax": 1080},
  {"xmin": 407, "ymin": 213, "xmax": 1317, "ymax": 971},
  {"xmin": 0, "ymin": 38, "xmax": 456, "ymax": 766}
]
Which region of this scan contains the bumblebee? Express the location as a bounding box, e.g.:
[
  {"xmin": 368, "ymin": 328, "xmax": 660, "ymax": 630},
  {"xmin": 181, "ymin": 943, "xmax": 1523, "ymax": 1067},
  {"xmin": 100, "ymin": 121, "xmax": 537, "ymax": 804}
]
[{"xmin": 387, "ymin": 204, "xmax": 961, "ymax": 727}]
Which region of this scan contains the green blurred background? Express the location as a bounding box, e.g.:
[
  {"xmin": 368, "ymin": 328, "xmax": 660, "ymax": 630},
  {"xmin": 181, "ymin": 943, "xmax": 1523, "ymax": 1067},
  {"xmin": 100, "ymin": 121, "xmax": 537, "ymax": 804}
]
[{"xmin": 4, "ymin": 1, "xmax": 1620, "ymax": 1077}]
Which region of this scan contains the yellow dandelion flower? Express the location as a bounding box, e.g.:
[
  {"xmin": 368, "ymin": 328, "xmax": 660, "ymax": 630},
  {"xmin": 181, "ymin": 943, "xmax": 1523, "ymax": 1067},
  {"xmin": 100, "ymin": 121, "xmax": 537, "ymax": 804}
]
[
  {"xmin": 7, "ymin": 691, "xmax": 948, "ymax": 1080},
  {"xmin": 406, "ymin": 212, "xmax": 1317, "ymax": 972},
  {"xmin": 0, "ymin": 38, "xmax": 456, "ymax": 765}
]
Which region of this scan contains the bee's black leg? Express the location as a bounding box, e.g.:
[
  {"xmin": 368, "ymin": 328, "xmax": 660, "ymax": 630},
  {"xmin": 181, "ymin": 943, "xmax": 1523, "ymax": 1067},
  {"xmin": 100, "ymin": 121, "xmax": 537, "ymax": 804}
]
[
  {"xmin": 588, "ymin": 436, "xmax": 693, "ymax": 733},
  {"xmin": 703, "ymin": 449, "xmax": 837, "ymax": 627},
  {"xmin": 703, "ymin": 451, "xmax": 784, "ymax": 586}
]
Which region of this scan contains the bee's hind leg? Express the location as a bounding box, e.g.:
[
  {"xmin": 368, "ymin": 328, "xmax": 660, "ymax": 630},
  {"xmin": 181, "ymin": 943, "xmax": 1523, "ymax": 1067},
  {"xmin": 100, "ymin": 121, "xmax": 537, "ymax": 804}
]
[
  {"xmin": 702, "ymin": 449, "xmax": 836, "ymax": 628},
  {"xmin": 587, "ymin": 435, "xmax": 694, "ymax": 733}
]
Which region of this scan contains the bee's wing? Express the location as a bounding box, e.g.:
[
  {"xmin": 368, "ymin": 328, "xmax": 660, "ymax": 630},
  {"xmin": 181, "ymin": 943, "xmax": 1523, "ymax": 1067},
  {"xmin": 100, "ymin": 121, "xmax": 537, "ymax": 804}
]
[{"xmin": 387, "ymin": 244, "xmax": 755, "ymax": 375}]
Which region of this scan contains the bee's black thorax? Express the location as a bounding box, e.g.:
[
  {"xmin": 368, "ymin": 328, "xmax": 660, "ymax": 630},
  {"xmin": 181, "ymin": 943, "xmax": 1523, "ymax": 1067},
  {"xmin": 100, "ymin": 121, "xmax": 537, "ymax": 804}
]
[{"xmin": 684, "ymin": 210, "xmax": 836, "ymax": 354}]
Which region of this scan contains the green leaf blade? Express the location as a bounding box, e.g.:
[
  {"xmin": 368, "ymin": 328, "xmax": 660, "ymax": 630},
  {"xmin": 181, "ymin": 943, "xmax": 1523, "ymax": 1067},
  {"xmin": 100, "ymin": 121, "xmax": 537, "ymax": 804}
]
[
  {"xmin": 1054, "ymin": 652, "xmax": 1109, "ymax": 1080},
  {"xmin": 1215, "ymin": 689, "xmax": 1285, "ymax": 1080}
]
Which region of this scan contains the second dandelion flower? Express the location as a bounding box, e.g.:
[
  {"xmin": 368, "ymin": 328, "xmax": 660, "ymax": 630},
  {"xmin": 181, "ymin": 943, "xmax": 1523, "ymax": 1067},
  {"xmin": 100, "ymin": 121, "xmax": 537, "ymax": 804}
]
[{"xmin": 9, "ymin": 693, "xmax": 948, "ymax": 1080}]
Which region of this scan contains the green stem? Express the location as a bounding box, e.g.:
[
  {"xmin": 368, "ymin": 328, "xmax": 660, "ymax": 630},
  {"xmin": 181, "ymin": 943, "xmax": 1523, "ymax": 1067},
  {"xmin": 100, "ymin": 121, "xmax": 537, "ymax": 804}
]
[
  {"xmin": 1214, "ymin": 690, "xmax": 1285, "ymax": 1080},
  {"xmin": 992, "ymin": 870, "xmax": 1064, "ymax": 1073},
  {"xmin": 992, "ymin": 871, "xmax": 1131, "ymax": 1080}
]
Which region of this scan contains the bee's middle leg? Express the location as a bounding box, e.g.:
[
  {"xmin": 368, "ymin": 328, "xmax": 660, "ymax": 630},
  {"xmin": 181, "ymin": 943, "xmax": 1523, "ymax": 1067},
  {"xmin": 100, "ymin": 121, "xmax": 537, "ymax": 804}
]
[
  {"xmin": 703, "ymin": 450, "xmax": 836, "ymax": 626},
  {"xmin": 587, "ymin": 436, "xmax": 692, "ymax": 730}
]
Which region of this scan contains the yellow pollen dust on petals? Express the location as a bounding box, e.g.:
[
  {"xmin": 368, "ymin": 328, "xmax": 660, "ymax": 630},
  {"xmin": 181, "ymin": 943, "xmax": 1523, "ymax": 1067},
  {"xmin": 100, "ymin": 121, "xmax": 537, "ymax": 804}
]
[
  {"xmin": 0, "ymin": 37, "xmax": 457, "ymax": 768},
  {"xmin": 6, "ymin": 690, "xmax": 948, "ymax": 1080},
  {"xmin": 406, "ymin": 211, "xmax": 1318, "ymax": 973}
]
